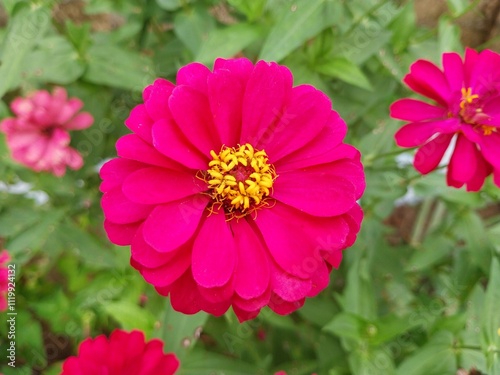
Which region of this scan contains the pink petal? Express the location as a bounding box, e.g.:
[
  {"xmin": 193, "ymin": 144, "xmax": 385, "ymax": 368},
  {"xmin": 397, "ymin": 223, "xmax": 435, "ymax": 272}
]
[
  {"xmin": 255, "ymin": 203, "xmax": 316, "ymax": 279},
  {"xmin": 466, "ymin": 151, "xmax": 491, "ymax": 191},
  {"xmin": 271, "ymin": 266, "xmax": 312, "ymax": 302},
  {"xmin": 233, "ymin": 287, "xmax": 271, "ymax": 312},
  {"xmin": 390, "ymin": 99, "xmax": 447, "ymax": 122},
  {"xmin": 493, "ymin": 168, "xmax": 500, "ymax": 188},
  {"xmin": 104, "ymin": 219, "xmax": 141, "ymax": 246},
  {"xmin": 152, "ymin": 118, "xmax": 208, "ymax": 170},
  {"xmin": 463, "ymin": 48, "xmax": 479, "ymax": 86},
  {"xmin": 131, "ymin": 224, "xmax": 179, "ymax": 268},
  {"xmin": 395, "ymin": 118, "xmax": 460, "ymax": 147},
  {"xmin": 144, "ymin": 78, "xmax": 175, "ymax": 121},
  {"xmin": 232, "ymin": 306, "xmax": 261, "ymax": 323},
  {"xmin": 99, "ymin": 158, "xmax": 146, "ymax": 193},
  {"xmin": 470, "ymin": 49, "xmax": 500, "ymax": 92},
  {"xmin": 116, "ymin": 134, "xmax": 182, "ymax": 170},
  {"xmin": 442, "ymin": 52, "xmax": 464, "ymax": 93},
  {"xmin": 169, "ymin": 270, "xmax": 203, "ymax": 314},
  {"xmin": 142, "ymin": 195, "xmax": 209, "ymax": 252},
  {"xmin": 125, "ymin": 104, "xmax": 154, "ymax": 143},
  {"xmin": 307, "ymin": 260, "xmax": 330, "ymax": 297},
  {"xmin": 478, "ymin": 132, "xmax": 500, "ymax": 170},
  {"xmin": 448, "ymin": 134, "xmax": 477, "ymax": 183},
  {"xmin": 198, "ymin": 282, "xmax": 234, "ymax": 304},
  {"xmin": 176, "ymin": 62, "xmax": 211, "ymax": 95},
  {"xmin": 11, "ymin": 97, "xmax": 35, "ymax": 117},
  {"xmin": 275, "ymin": 113, "xmax": 349, "ymax": 171},
  {"xmin": 122, "ymin": 166, "xmax": 205, "ymax": 205},
  {"xmin": 414, "ymin": 133, "xmax": 454, "ymax": 174},
  {"xmin": 403, "ymin": 59, "xmax": 450, "ymax": 107},
  {"xmin": 272, "ymin": 168, "xmax": 358, "ymax": 217},
  {"xmin": 140, "ymin": 248, "xmax": 191, "ymax": 288},
  {"xmin": 232, "ymin": 218, "xmax": 270, "ymax": 300},
  {"xmin": 213, "ymin": 57, "xmax": 254, "ymax": 84},
  {"xmin": 207, "ymin": 68, "xmax": 244, "ymax": 146},
  {"xmin": 259, "ymin": 85, "xmax": 331, "ymax": 162},
  {"xmin": 101, "ymin": 187, "xmax": 152, "ymax": 224},
  {"xmin": 268, "ymin": 293, "xmax": 304, "ymax": 315},
  {"xmin": 240, "ymin": 61, "xmax": 293, "ymax": 145},
  {"xmin": 192, "ymin": 207, "xmax": 236, "ymax": 288},
  {"xmin": 169, "ymin": 86, "xmax": 220, "ymax": 156}
]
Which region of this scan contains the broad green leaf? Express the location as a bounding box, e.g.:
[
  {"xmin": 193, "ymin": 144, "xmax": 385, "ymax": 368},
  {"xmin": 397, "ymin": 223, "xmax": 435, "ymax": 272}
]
[
  {"xmin": 323, "ymin": 312, "xmax": 367, "ymax": 342},
  {"xmin": 174, "ymin": 7, "xmax": 216, "ymax": 55},
  {"xmin": 103, "ymin": 301, "xmax": 156, "ymax": 334},
  {"xmin": 0, "ymin": 207, "xmax": 41, "ymax": 237},
  {"xmin": 388, "ymin": 1, "xmax": 416, "ymax": 53},
  {"xmin": 0, "ymin": 3, "xmax": 51, "ymax": 97},
  {"xmin": 56, "ymin": 221, "xmax": 116, "ymax": 268},
  {"xmin": 315, "ymin": 57, "xmax": 372, "ymax": 90},
  {"xmin": 227, "ymin": 0, "xmax": 266, "ymax": 21},
  {"xmin": 179, "ymin": 350, "xmax": 259, "ymax": 375},
  {"xmin": 154, "ymin": 304, "xmax": 208, "ymax": 361},
  {"xmin": 405, "ymin": 235, "xmax": 454, "ymax": 272},
  {"xmin": 259, "ymin": 0, "xmax": 342, "ymax": 62},
  {"xmin": 156, "ymin": 0, "xmax": 192, "ymax": 11},
  {"xmin": 349, "ymin": 348, "xmax": 396, "ymax": 375},
  {"xmin": 438, "ymin": 17, "xmax": 463, "ymax": 54},
  {"xmin": 6, "ymin": 209, "xmax": 65, "ymax": 257},
  {"xmin": 84, "ymin": 43, "xmax": 155, "ymax": 91},
  {"xmin": 195, "ymin": 24, "xmax": 260, "ymax": 65},
  {"xmin": 23, "ymin": 35, "xmax": 85, "ymax": 84},
  {"xmin": 482, "ymin": 258, "xmax": 500, "ymax": 355},
  {"xmin": 338, "ymin": 27, "xmax": 392, "ymax": 65},
  {"xmin": 396, "ymin": 331, "xmax": 456, "ymax": 375}
]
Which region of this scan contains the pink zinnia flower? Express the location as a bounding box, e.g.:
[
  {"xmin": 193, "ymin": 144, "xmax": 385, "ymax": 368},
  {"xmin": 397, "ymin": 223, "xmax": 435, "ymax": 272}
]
[
  {"xmin": 0, "ymin": 87, "xmax": 93, "ymax": 176},
  {"xmin": 391, "ymin": 48, "xmax": 500, "ymax": 190},
  {"xmin": 0, "ymin": 250, "xmax": 10, "ymax": 312},
  {"xmin": 61, "ymin": 329, "xmax": 179, "ymax": 375},
  {"xmin": 100, "ymin": 58, "xmax": 365, "ymax": 322}
]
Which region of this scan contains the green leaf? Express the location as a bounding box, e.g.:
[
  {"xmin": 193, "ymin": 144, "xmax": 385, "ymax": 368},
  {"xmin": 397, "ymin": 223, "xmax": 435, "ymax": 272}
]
[
  {"xmin": 0, "ymin": 3, "xmax": 51, "ymax": 97},
  {"xmin": 23, "ymin": 35, "xmax": 85, "ymax": 84},
  {"xmin": 0, "ymin": 207, "xmax": 41, "ymax": 237},
  {"xmin": 154, "ymin": 304, "xmax": 208, "ymax": 361},
  {"xmin": 315, "ymin": 57, "xmax": 373, "ymax": 90},
  {"xmin": 227, "ymin": 0, "xmax": 266, "ymax": 21},
  {"xmin": 396, "ymin": 331, "xmax": 456, "ymax": 375},
  {"xmin": 195, "ymin": 24, "xmax": 260, "ymax": 65},
  {"xmin": 6, "ymin": 209, "xmax": 65, "ymax": 258},
  {"xmin": 482, "ymin": 258, "xmax": 500, "ymax": 352},
  {"xmin": 259, "ymin": 0, "xmax": 342, "ymax": 62},
  {"xmin": 174, "ymin": 7, "xmax": 216, "ymax": 55},
  {"xmin": 156, "ymin": 0, "xmax": 192, "ymax": 11},
  {"xmin": 323, "ymin": 312, "xmax": 367, "ymax": 343},
  {"xmin": 447, "ymin": 0, "xmax": 479, "ymax": 17},
  {"xmin": 103, "ymin": 301, "xmax": 156, "ymax": 334},
  {"xmin": 84, "ymin": 43, "xmax": 155, "ymax": 91},
  {"xmin": 388, "ymin": 1, "xmax": 416, "ymax": 53},
  {"xmin": 438, "ymin": 17, "xmax": 463, "ymax": 54},
  {"xmin": 56, "ymin": 221, "xmax": 117, "ymax": 268},
  {"xmin": 405, "ymin": 235, "xmax": 454, "ymax": 272},
  {"xmin": 179, "ymin": 349, "xmax": 259, "ymax": 375}
]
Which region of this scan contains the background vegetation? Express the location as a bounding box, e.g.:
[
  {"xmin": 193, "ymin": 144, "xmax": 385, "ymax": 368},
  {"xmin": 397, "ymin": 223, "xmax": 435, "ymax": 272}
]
[{"xmin": 0, "ymin": 0, "xmax": 499, "ymax": 374}]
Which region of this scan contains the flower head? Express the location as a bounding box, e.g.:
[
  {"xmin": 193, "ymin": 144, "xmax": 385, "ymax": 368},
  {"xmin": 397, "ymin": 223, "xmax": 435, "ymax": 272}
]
[
  {"xmin": 391, "ymin": 48, "xmax": 500, "ymax": 190},
  {"xmin": 0, "ymin": 87, "xmax": 94, "ymax": 176},
  {"xmin": 0, "ymin": 250, "xmax": 10, "ymax": 312},
  {"xmin": 61, "ymin": 330, "xmax": 179, "ymax": 375},
  {"xmin": 100, "ymin": 58, "xmax": 365, "ymax": 322}
]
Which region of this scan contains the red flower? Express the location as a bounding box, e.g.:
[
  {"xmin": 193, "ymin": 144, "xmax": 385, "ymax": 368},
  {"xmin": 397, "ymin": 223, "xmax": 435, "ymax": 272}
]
[
  {"xmin": 60, "ymin": 330, "xmax": 179, "ymax": 375},
  {"xmin": 391, "ymin": 48, "xmax": 500, "ymax": 190},
  {"xmin": 0, "ymin": 87, "xmax": 93, "ymax": 176},
  {"xmin": 100, "ymin": 58, "xmax": 365, "ymax": 322}
]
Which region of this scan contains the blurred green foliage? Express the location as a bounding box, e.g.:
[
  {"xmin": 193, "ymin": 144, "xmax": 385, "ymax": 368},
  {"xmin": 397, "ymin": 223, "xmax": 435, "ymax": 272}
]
[{"xmin": 0, "ymin": 0, "xmax": 499, "ymax": 374}]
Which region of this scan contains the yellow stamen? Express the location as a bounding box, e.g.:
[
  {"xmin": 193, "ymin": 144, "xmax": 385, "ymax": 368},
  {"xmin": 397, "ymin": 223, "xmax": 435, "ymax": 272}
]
[
  {"xmin": 460, "ymin": 87, "xmax": 479, "ymax": 110},
  {"xmin": 480, "ymin": 125, "xmax": 496, "ymax": 136},
  {"xmin": 204, "ymin": 143, "xmax": 277, "ymax": 219}
]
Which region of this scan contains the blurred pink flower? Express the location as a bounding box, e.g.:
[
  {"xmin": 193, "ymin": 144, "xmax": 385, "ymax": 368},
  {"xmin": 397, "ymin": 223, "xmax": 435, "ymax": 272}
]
[
  {"xmin": 0, "ymin": 87, "xmax": 93, "ymax": 176},
  {"xmin": 391, "ymin": 48, "xmax": 500, "ymax": 191},
  {"xmin": 100, "ymin": 58, "xmax": 365, "ymax": 322},
  {"xmin": 61, "ymin": 329, "xmax": 179, "ymax": 375},
  {"xmin": 0, "ymin": 250, "xmax": 10, "ymax": 312}
]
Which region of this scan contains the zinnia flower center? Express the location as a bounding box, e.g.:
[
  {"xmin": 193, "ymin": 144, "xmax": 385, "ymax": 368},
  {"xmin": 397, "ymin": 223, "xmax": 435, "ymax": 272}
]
[
  {"xmin": 459, "ymin": 87, "xmax": 496, "ymax": 136},
  {"xmin": 205, "ymin": 143, "xmax": 277, "ymax": 219}
]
